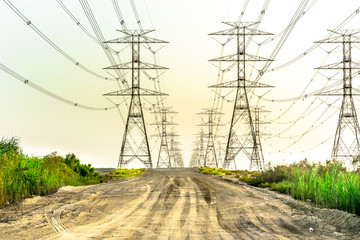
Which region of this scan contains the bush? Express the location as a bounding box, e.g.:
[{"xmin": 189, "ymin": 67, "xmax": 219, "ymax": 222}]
[
  {"xmin": 0, "ymin": 140, "xmax": 101, "ymax": 206},
  {"xmin": 199, "ymin": 167, "xmax": 235, "ymax": 176},
  {"xmin": 237, "ymin": 159, "xmax": 360, "ymax": 216},
  {"xmin": 106, "ymin": 168, "xmax": 145, "ymax": 179}
]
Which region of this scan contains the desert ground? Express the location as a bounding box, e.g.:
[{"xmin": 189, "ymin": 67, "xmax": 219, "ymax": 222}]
[{"xmin": 1, "ymin": 168, "xmax": 360, "ymax": 239}]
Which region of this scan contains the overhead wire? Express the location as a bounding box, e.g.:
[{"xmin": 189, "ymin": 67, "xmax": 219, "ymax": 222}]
[
  {"xmin": 129, "ymin": 0, "xmax": 166, "ymax": 110},
  {"xmin": 128, "ymin": 0, "xmax": 169, "ymax": 139},
  {"xmin": 264, "ymin": 52, "xmax": 360, "ymax": 127},
  {"xmin": 237, "ymin": 0, "xmax": 249, "ymax": 22},
  {"xmin": 57, "ymin": 0, "xmax": 130, "ymax": 124},
  {"xmin": 79, "ymin": 0, "xmax": 156, "ymax": 156},
  {"xmin": 264, "ymin": 104, "xmax": 337, "ymax": 152},
  {"xmin": 260, "ymin": 0, "xmax": 319, "ymax": 46},
  {"xmin": 267, "ymin": 58, "xmax": 335, "ymax": 122},
  {"xmin": 3, "ymin": 0, "xmax": 116, "ymax": 81},
  {"xmin": 264, "ymin": 132, "xmax": 334, "ymax": 154},
  {"xmin": 78, "ymin": 0, "xmax": 139, "ymax": 153},
  {"xmin": 219, "ymin": 0, "xmax": 350, "ymax": 159},
  {"xmin": 56, "ymin": 0, "xmax": 118, "ymax": 55},
  {"xmin": 256, "ymin": 0, "xmax": 310, "ymax": 77},
  {"xmin": 79, "ymin": 0, "xmax": 128, "ymax": 88},
  {"xmin": 0, "ymin": 62, "xmax": 116, "ymax": 111},
  {"xmin": 266, "ymin": 6, "xmax": 360, "ymax": 72},
  {"xmin": 209, "ymin": 0, "xmax": 274, "ymax": 164},
  {"xmin": 210, "ymin": 0, "xmax": 252, "ymax": 138},
  {"xmin": 266, "ymin": 107, "xmax": 338, "ymax": 139}
]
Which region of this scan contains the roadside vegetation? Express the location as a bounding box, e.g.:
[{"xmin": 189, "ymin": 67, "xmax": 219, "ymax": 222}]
[
  {"xmin": 99, "ymin": 168, "xmax": 145, "ymax": 180},
  {"xmin": 199, "ymin": 160, "xmax": 360, "ymax": 216},
  {"xmin": 0, "ymin": 137, "xmax": 144, "ymax": 207},
  {"xmin": 199, "ymin": 167, "xmax": 233, "ymax": 175},
  {"xmin": 199, "ymin": 167, "xmax": 258, "ymax": 177}
]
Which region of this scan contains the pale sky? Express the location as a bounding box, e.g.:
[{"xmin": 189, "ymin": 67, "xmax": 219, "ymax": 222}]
[{"xmin": 0, "ymin": 0, "xmax": 359, "ymax": 168}]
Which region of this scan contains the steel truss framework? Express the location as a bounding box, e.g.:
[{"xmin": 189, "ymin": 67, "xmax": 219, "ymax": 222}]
[
  {"xmin": 169, "ymin": 131, "xmax": 182, "ymax": 168},
  {"xmin": 197, "ymin": 109, "xmax": 223, "ymax": 168},
  {"xmin": 104, "ymin": 30, "xmax": 168, "ymax": 169},
  {"xmin": 209, "ymin": 22, "xmax": 273, "ymax": 171},
  {"xmin": 151, "ymin": 108, "xmax": 177, "ymax": 168},
  {"xmin": 316, "ymin": 30, "xmax": 360, "ymax": 162},
  {"xmin": 193, "ymin": 130, "xmax": 205, "ymax": 167}
]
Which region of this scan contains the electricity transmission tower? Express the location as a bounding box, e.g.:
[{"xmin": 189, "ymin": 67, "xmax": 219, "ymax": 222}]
[
  {"xmin": 190, "ymin": 145, "xmax": 200, "ymax": 167},
  {"xmin": 209, "ymin": 22, "xmax": 273, "ymax": 170},
  {"xmin": 252, "ymin": 108, "xmax": 269, "ymax": 170},
  {"xmin": 197, "ymin": 109, "xmax": 223, "ymax": 168},
  {"xmin": 193, "ymin": 129, "xmax": 205, "ymax": 166},
  {"xmin": 171, "ymin": 139, "xmax": 183, "ymax": 167},
  {"xmin": 103, "ymin": 30, "xmax": 168, "ymax": 169},
  {"xmin": 152, "ymin": 108, "xmax": 177, "ymax": 168},
  {"xmin": 316, "ymin": 30, "xmax": 360, "ymax": 162},
  {"xmin": 169, "ymin": 132, "xmax": 181, "ymax": 167}
]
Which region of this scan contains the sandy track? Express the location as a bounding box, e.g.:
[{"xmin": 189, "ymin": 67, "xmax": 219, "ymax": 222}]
[{"xmin": 0, "ymin": 168, "xmax": 360, "ymax": 239}]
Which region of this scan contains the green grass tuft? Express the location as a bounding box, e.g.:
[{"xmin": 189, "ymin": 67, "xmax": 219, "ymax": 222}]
[
  {"xmin": 0, "ymin": 137, "xmax": 144, "ymax": 206},
  {"xmin": 237, "ymin": 159, "xmax": 360, "ymax": 215}
]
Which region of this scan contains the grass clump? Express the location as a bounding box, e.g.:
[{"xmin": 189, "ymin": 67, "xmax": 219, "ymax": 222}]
[
  {"xmin": 237, "ymin": 159, "xmax": 360, "ymax": 215},
  {"xmin": 105, "ymin": 168, "xmax": 145, "ymax": 179},
  {"xmin": 0, "ymin": 137, "xmax": 101, "ymax": 206},
  {"xmin": 199, "ymin": 167, "xmax": 233, "ymax": 175}
]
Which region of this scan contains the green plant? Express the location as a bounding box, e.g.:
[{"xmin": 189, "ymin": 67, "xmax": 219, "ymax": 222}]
[
  {"xmin": 236, "ymin": 159, "xmax": 360, "ymax": 216},
  {"xmin": 0, "ymin": 139, "xmax": 109, "ymax": 206},
  {"xmin": 0, "ymin": 137, "xmax": 21, "ymax": 155}
]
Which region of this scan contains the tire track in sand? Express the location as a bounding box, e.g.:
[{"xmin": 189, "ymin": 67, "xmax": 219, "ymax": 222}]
[
  {"xmin": 191, "ymin": 177, "xmax": 235, "ymax": 240},
  {"xmin": 64, "ymin": 176, "xmax": 172, "ymax": 239}
]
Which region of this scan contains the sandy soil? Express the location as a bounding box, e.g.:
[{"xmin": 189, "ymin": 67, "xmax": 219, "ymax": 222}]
[{"xmin": 0, "ymin": 168, "xmax": 360, "ymax": 240}]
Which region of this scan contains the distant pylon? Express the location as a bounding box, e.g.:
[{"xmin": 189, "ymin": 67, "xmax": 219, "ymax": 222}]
[
  {"xmin": 197, "ymin": 109, "xmax": 224, "ymax": 168},
  {"xmin": 103, "ymin": 30, "xmax": 168, "ymax": 169},
  {"xmin": 251, "ymin": 108, "xmax": 269, "ymax": 170},
  {"xmin": 316, "ymin": 30, "xmax": 360, "ymax": 162},
  {"xmin": 168, "ymin": 116, "xmax": 180, "ymax": 167},
  {"xmin": 209, "ymin": 22, "xmax": 273, "ymax": 170},
  {"xmin": 172, "ymin": 139, "xmax": 183, "ymax": 167},
  {"xmin": 152, "ymin": 108, "xmax": 177, "ymax": 168},
  {"xmin": 194, "ymin": 129, "xmax": 205, "ymax": 166}
]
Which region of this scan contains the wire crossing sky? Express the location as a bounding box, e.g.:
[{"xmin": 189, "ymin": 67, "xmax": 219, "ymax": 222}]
[{"xmin": 0, "ymin": 0, "xmax": 359, "ymax": 168}]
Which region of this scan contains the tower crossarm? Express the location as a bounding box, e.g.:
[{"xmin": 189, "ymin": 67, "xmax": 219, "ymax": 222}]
[
  {"xmin": 315, "ymin": 29, "xmax": 360, "ymax": 163},
  {"xmin": 209, "ymin": 53, "xmax": 273, "ymax": 62}
]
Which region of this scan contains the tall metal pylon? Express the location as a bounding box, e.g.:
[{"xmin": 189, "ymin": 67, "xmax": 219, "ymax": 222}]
[
  {"xmin": 152, "ymin": 108, "xmax": 177, "ymax": 168},
  {"xmin": 103, "ymin": 30, "xmax": 168, "ymax": 169},
  {"xmin": 168, "ymin": 116, "xmax": 180, "ymax": 167},
  {"xmin": 171, "ymin": 139, "xmax": 183, "ymax": 168},
  {"xmin": 197, "ymin": 109, "xmax": 223, "ymax": 168},
  {"xmin": 252, "ymin": 108, "xmax": 269, "ymax": 170},
  {"xmin": 316, "ymin": 30, "xmax": 360, "ymax": 162},
  {"xmin": 209, "ymin": 22, "xmax": 273, "ymax": 170},
  {"xmin": 193, "ymin": 129, "xmax": 205, "ymax": 167},
  {"xmin": 169, "ymin": 133, "xmax": 181, "ymax": 167}
]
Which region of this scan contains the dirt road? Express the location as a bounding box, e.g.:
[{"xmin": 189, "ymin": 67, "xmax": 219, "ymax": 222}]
[{"xmin": 0, "ymin": 168, "xmax": 359, "ymax": 239}]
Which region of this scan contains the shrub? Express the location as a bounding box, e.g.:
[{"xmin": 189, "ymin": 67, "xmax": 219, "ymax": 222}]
[{"xmin": 237, "ymin": 159, "xmax": 360, "ymax": 216}]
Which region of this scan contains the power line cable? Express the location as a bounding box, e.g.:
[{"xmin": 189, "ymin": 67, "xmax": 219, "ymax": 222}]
[
  {"xmin": 266, "ymin": 6, "xmax": 360, "ymax": 72},
  {"xmin": 3, "ymin": 0, "xmax": 116, "ymax": 81},
  {"xmin": 56, "ymin": 0, "xmax": 118, "ymax": 55},
  {"xmin": 0, "ymin": 62, "xmax": 116, "ymax": 111}
]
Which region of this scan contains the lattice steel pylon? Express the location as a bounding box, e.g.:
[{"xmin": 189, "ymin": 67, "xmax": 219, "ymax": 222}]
[
  {"xmin": 209, "ymin": 22, "xmax": 273, "ymax": 170},
  {"xmin": 193, "ymin": 129, "xmax": 205, "ymax": 167},
  {"xmin": 316, "ymin": 30, "xmax": 360, "ymax": 162},
  {"xmin": 171, "ymin": 139, "xmax": 183, "ymax": 168},
  {"xmin": 252, "ymin": 108, "xmax": 269, "ymax": 170},
  {"xmin": 197, "ymin": 109, "xmax": 223, "ymax": 168},
  {"xmin": 103, "ymin": 30, "xmax": 168, "ymax": 169},
  {"xmin": 152, "ymin": 108, "xmax": 177, "ymax": 168}
]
